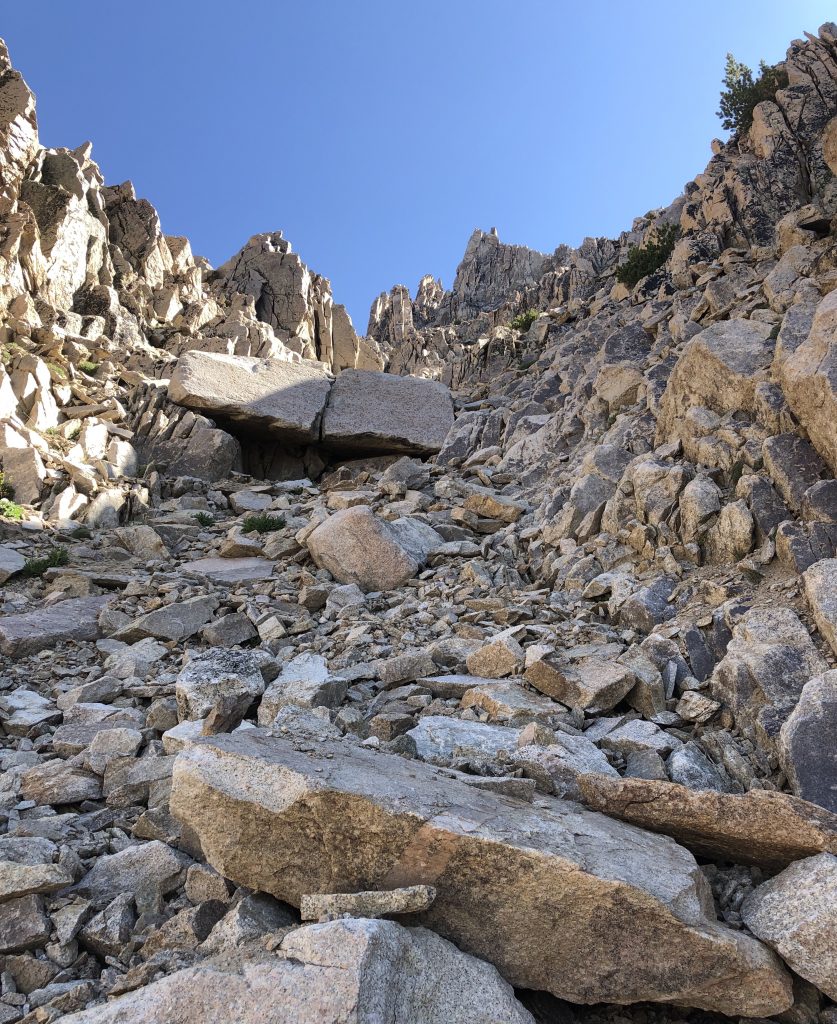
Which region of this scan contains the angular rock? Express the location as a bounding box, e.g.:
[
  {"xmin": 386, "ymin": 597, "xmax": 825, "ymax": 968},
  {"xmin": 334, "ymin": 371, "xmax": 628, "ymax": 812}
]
[
  {"xmin": 578, "ymin": 774, "xmax": 837, "ymax": 869},
  {"xmin": 176, "ymin": 649, "xmax": 266, "ymax": 722},
  {"xmin": 171, "ymin": 730, "xmax": 792, "ymax": 1014},
  {"xmin": 742, "ymin": 853, "xmax": 837, "ymax": 1000},
  {"xmin": 0, "ymin": 861, "xmax": 73, "ymax": 902},
  {"xmin": 0, "ymin": 895, "xmax": 51, "ymax": 953},
  {"xmin": 61, "ymin": 918, "xmax": 535, "ymax": 1023},
  {"xmin": 169, "ymin": 351, "xmax": 332, "ymax": 443},
  {"xmin": 406, "ymin": 716, "xmax": 519, "ymax": 763},
  {"xmin": 779, "ymin": 670, "xmax": 837, "ymax": 813},
  {"xmin": 803, "ymin": 558, "xmax": 837, "ymax": 657},
  {"xmin": 0, "ymin": 545, "xmax": 25, "ymax": 584},
  {"xmin": 300, "ymin": 884, "xmax": 436, "ymax": 921},
  {"xmin": 257, "ymin": 653, "xmax": 346, "ymax": 724},
  {"xmin": 465, "ymin": 630, "xmax": 524, "ymax": 679},
  {"xmin": 322, "ymin": 370, "xmax": 454, "ymax": 455},
  {"xmin": 511, "ymin": 734, "xmax": 618, "ymax": 799},
  {"xmin": 0, "ymin": 596, "xmax": 109, "ymax": 657},
  {"xmin": 306, "ymin": 506, "xmax": 420, "ymax": 591},
  {"xmin": 113, "ymin": 594, "xmax": 219, "ymax": 643},
  {"xmin": 71, "ymin": 840, "xmax": 188, "ymax": 914},
  {"xmin": 524, "ymin": 654, "xmax": 635, "ymax": 711},
  {"xmin": 182, "ymin": 556, "xmax": 276, "ymax": 585}
]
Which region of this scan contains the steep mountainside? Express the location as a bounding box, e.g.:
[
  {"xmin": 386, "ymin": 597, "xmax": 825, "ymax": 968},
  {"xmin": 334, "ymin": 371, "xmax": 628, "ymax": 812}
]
[{"xmin": 0, "ymin": 22, "xmax": 835, "ymax": 1024}]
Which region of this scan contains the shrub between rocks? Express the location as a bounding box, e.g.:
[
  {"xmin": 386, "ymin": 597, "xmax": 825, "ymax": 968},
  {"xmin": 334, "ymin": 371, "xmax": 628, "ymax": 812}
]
[
  {"xmin": 616, "ymin": 223, "xmax": 679, "ymax": 287},
  {"xmin": 241, "ymin": 513, "xmax": 285, "ymax": 534},
  {"xmin": 717, "ymin": 53, "xmax": 789, "ymax": 135}
]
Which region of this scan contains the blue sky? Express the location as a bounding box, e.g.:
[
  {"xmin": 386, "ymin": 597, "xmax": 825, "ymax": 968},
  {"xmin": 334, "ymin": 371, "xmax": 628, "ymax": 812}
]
[{"xmin": 2, "ymin": 1, "xmax": 833, "ymax": 330}]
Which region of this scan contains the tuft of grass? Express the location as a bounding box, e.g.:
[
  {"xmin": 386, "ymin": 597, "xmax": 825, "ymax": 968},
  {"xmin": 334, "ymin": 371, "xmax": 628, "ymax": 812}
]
[
  {"xmin": 0, "ymin": 498, "xmax": 23, "ymax": 521},
  {"xmin": 78, "ymin": 360, "xmax": 100, "ymax": 375},
  {"xmin": 510, "ymin": 309, "xmax": 538, "ymax": 333},
  {"xmin": 616, "ymin": 223, "xmax": 680, "ymax": 288},
  {"xmin": 46, "ymin": 362, "xmax": 68, "ymax": 381},
  {"xmin": 0, "ymin": 473, "xmax": 14, "ymax": 500},
  {"xmin": 195, "ymin": 511, "xmax": 214, "ymax": 527},
  {"xmin": 22, "ymin": 547, "xmax": 69, "ymax": 577},
  {"xmin": 241, "ymin": 512, "xmax": 285, "ymax": 534}
]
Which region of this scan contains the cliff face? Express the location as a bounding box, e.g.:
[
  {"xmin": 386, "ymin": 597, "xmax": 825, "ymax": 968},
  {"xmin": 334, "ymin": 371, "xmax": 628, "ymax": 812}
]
[{"xmin": 0, "ymin": 22, "xmax": 837, "ymax": 1024}]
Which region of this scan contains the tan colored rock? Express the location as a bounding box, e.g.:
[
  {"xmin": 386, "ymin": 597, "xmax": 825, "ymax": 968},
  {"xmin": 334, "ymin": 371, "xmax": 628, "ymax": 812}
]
[
  {"xmin": 803, "ymin": 558, "xmax": 837, "ymax": 657},
  {"xmin": 656, "ymin": 319, "xmax": 775, "ymax": 442},
  {"xmin": 171, "ymin": 731, "xmax": 792, "ymax": 1014},
  {"xmin": 465, "ymin": 630, "xmax": 525, "ymax": 678},
  {"xmin": 578, "ymin": 774, "xmax": 837, "ymax": 869},
  {"xmin": 300, "ymin": 885, "xmax": 436, "ymax": 921},
  {"xmin": 463, "ymin": 491, "xmax": 525, "ymax": 523},
  {"xmin": 524, "ymin": 654, "xmax": 635, "ymax": 711},
  {"xmin": 169, "ymin": 350, "xmax": 332, "ymax": 443},
  {"xmin": 779, "ymin": 290, "xmax": 837, "ymax": 473},
  {"xmin": 306, "ymin": 506, "xmax": 419, "ymax": 591},
  {"xmin": 823, "ymin": 114, "xmax": 837, "ymax": 177},
  {"xmin": 742, "ymin": 853, "xmax": 837, "ymax": 1000},
  {"xmin": 460, "ymin": 679, "xmax": 561, "ymax": 723}
]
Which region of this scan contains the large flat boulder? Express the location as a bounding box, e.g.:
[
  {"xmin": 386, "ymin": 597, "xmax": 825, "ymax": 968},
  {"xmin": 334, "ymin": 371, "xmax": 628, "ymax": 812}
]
[
  {"xmin": 578, "ymin": 774, "xmax": 837, "ymax": 869},
  {"xmin": 0, "ymin": 596, "xmax": 110, "ymax": 657},
  {"xmin": 170, "ymin": 730, "xmax": 792, "ymax": 1015},
  {"xmin": 61, "ymin": 918, "xmax": 534, "ymax": 1023},
  {"xmin": 322, "ymin": 369, "xmax": 454, "ymax": 454},
  {"xmin": 168, "ymin": 351, "xmax": 332, "ymax": 443}
]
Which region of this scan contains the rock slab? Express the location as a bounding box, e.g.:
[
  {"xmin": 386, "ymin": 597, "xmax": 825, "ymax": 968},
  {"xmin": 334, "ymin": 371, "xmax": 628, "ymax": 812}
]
[{"xmin": 170, "ymin": 730, "xmax": 791, "ymax": 1014}]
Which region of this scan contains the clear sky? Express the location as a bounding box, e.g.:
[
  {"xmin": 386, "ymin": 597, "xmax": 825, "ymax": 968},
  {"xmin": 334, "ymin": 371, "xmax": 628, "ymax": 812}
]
[{"xmin": 2, "ymin": 1, "xmax": 833, "ymax": 330}]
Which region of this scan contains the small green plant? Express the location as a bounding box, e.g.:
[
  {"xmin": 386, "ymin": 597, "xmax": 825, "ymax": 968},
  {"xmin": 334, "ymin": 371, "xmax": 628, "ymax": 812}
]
[
  {"xmin": 241, "ymin": 513, "xmax": 285, "ymax": 534},
  {"xmin": 510, "ymin": 309, "xmax": 538, "ymax": 333},
  {"xmin": 46, "ymin": 362, "xmax": 68, "ymax": 381},
  {"xmin": 0, "ymin": 498, "xmax": 23, "ymax": 521},
  {"xmin": 78, "ymin": 360, "xmax": 100, "ymax": 375},
  {"xmin": 195, "ymin": 511, "xmax": 214, "ymax": 527},
  {"xmin": 0, "ymin": 472, "xmax": 14, "ymax": 501},
  {"xmin": 22, "ymin": 547, "xmax": 69, "ymax": 577},
  {"xmin": 717, "ymin": 54, "xmax": 789, "ymax": 135},
  {"xmin": 616, "ymin": 223, "xmax": 680, "ymax": 288}
]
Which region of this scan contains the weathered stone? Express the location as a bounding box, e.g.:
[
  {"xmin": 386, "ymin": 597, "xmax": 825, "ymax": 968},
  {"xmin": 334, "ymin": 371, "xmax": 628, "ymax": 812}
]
[
  {"xmin": 322, "ymin": 370, "xmax": 454, "ymax": 455},
  {"xmin": 524, "ymin": 654, "xmax": 635, "ymax": 711},
  {"xmin": 742, "ymin": 853, "xmax": 837, "ymax": 1000},
  {"xmin": 300, "ymin": 885, "xmax": 436, "ymax": 921},
  {"xmin": 511, "ymin": 734, "xmax": 618, "ymax": 798},
  {"xmin": 0, "ymin": 861, "xmax": 73, "ymax": 902},
  {"xmin": 19, "ymin": 759, "xmax": 102, "ymax": 805},
  {"xmin": 803, "ymin": 558, "xmax": 837, "ymax": 658},
  {"xmin": 0, "ymin": 596, "xmax": 109, "ymax": 657},
  {"xmin": 406, "ymin": 716, "xmax": 518, "ymax": 763},
  {"xmin": 460, "ymin": 680, "xmax": 561, "ymax": 723},
  {"xmin": 779, "ymin": 670, "xmax": 837, "ymax": 812},
  {"xmin": 578, "ymin": 774, "xmax": 837, "ymax": 869},
  {"xmin": 779, "ymin": 290, "xmax": 837, "ymax": 474},
  {"xmin": 169, "ymin": 350, "xmax": 332, "ymax": 442},
  {"xmin": 182, "ymin": 556, "xmax": 276, "ymax": 585},
  {"xmin": 711, "ymin": 606, "xmax": 826, "ymax": 748},
  {"xmin": 306, "ymin": 506, "xmax": 420, "ymax": 591},
  {"xmin": 113, "ymin": 594, "xmax": 219, "ymax": 643},
  {"xmin": 257, "ymin": 653, "xmax": 346, "ymax": 723},
  {"xmin": 656, "ymin": 319, "xmax": 775, "ymax": 440},
  {"xmin": 71, "ymin": 840, "xmax": 188, "ymax": 913},
  {"xmin": 78, "ymin": 893, "xmax": 135, "ymax": 958},
  {"xmin": 465, "ymin": 630, "xmax": 525, "ymax": 679},
  {"xmin": 0, "ymin": 895, "xmax": 51, "ymax": 953},
  {"xmin": 618, "ymin": 577, "xmax": 676, "ymax": 632},
  {"xmin": 176, "ymin": 649, "xmax": 266, "ymax": 722},
  {"xmin": 171, "ymin": 731, "xmax": 792, "ymax": 1014},
  {"xmin": 763, "ymin": 433, "xmax": 828, "ymax": 512},
  {"xmin": 61, "ymin": 918, "xmax": 535, "ymax": 1023},
  {"xmin": 0, "ymin": 545, "xmax": 25, "ymax": 584}
]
